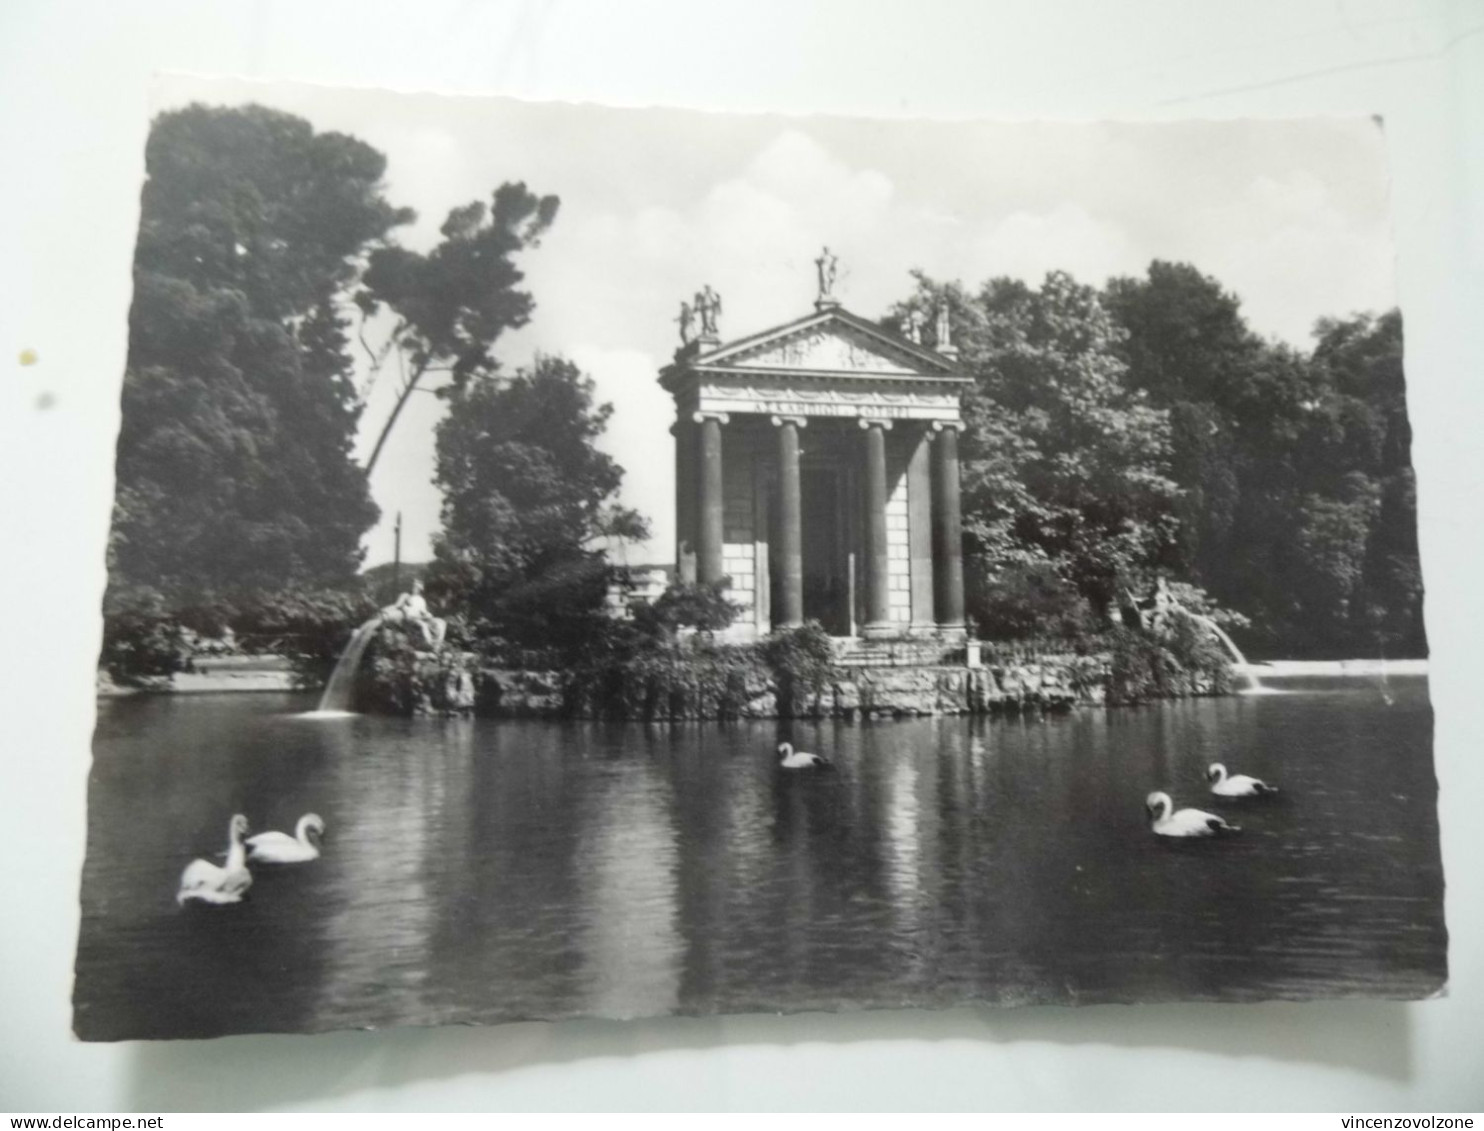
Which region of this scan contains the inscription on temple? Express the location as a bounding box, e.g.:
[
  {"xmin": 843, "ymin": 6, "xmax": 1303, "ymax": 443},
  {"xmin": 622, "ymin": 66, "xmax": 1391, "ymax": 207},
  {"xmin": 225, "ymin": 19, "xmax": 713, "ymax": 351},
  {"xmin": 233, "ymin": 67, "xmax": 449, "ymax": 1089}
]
[
  {"xmin": 697, "ymin": 384, "xmax": 962, "ymax": 421},
  {"xmin": 758, "ymin": 401, "xmax": 919, "ymax": 419}
]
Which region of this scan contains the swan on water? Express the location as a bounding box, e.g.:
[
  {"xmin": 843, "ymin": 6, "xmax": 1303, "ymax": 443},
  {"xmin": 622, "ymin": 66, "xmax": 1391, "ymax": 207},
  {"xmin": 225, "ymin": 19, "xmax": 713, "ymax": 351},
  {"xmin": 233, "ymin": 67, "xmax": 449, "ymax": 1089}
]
[
  {"xmin": 1144, "ymin": 791, "xmax": 1241, "ymax": 838},
  {"xmin": 247, "ymin": 813, "xmax": 326, "ymax": 864},
  {"xmin": 1206, "ymin": 762, "xmax": 1279, "ymax": 798},
  {"xmin": 177, "ymin": 814, "xmax": 253, "ymax": 905},
  {"xmin": 778, "ymin": 741, "xmax": 833, "ymax": 770}
]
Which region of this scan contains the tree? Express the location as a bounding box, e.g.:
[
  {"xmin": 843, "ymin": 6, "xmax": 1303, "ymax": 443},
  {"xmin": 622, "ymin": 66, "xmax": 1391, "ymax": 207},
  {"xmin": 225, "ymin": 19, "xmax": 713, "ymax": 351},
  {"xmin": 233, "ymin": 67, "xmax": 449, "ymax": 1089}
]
[
  {"xmin": 355, "ymin": 184, "xmax": 560, "ymax": 474},
  {"xmin": 110, "ymin": 104, "xmax": 411, "ymax": 601},
  {"xmin": 1309, "ymin": 311, "xmax": 1424, "ymax": 655},
  {"xmin": 1105, "ymin": 262, "xmax": 1424, "ymax": 657},
  {"xmin": 1104, "ymin": 262, "xmax": 1263, "ymax": 581},
  {"xmin": 426, "ymin": 355, "xmax": 649, "ymax": 650},
  {"xmin": 894, "ymin": 271, "xmax": 1179, "ymax": 626}
]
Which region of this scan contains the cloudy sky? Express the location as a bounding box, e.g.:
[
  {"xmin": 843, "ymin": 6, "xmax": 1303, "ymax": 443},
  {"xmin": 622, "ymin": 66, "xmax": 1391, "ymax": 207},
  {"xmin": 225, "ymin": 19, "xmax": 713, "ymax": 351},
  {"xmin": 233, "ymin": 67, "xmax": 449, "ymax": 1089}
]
[{"xmin": 153, "ymin": 77, "xmax": 1398, "ymax": 568}]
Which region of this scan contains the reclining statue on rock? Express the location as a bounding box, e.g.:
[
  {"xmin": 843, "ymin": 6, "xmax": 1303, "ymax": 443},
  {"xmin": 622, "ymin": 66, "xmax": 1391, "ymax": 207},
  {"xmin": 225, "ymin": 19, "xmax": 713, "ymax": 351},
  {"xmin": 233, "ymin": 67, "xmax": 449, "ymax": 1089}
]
[
  {"xmin": 379, "ymin": 579, "xmax": 447, "ymax": 650},
  {"xmin": 1118, "ymin": 575, "xmax": 1178, "ymax": 634}
]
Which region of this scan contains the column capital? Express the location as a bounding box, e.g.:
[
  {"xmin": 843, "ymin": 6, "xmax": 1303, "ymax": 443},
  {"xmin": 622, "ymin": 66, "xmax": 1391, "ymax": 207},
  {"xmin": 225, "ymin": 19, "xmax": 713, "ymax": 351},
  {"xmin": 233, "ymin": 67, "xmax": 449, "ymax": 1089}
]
[
  {"xmin": 769, "ymin": 415, "xmax": 808, "ymax": 429},
  {"xmin": 692, "ymin": 411, "xmax": 730, "ymax": 425},
  {"xmin": 931, "ymin": 419, "xmax": 963, "ymax": 433},
  {"xmin": 857, "ymin": 417, "xmax": 893, "ymax": 431}
]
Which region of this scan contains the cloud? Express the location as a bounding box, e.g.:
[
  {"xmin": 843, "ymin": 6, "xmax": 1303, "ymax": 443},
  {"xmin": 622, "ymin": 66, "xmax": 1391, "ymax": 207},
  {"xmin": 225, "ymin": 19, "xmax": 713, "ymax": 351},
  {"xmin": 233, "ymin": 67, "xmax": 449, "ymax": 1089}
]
[
  {"xmin": 963, "ymin": 202, "xmax": 1142, "ymax": 289},
  {"xmin": 564, "ymin": 344, "xmax": 674, "ymax": 561},
  {"xmin": 1189, "ymin": 171, "xmax": 1396, "ymax": 344}
]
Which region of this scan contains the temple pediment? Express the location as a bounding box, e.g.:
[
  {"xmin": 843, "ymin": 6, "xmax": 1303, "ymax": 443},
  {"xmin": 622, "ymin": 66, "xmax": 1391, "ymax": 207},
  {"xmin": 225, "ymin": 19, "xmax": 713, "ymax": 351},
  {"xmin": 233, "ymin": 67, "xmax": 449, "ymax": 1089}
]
[{"xmin": 690, "ymin": 308, "xmax": 960, "ymax": 380}]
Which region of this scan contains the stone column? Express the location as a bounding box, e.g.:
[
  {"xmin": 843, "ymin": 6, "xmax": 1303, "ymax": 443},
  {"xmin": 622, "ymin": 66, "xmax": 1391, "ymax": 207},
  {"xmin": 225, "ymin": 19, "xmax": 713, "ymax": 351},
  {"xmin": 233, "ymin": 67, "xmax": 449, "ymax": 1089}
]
[
  {"xmin": 695, "ymin": 412, "xmax": 727, "ymax": 586},
  {"xmin": 906, "ymin": 427, "xmax": 936, "ymax": 633},
  {"xmin": 672, "ymin": 421, "xmax": 696, "ymax": 584},
  {"xmin": 771, "ymin": 415, "xmax": 805, "ymax": 629},
  {"xmin": 932, "ymin": 421, "xmax": 966, "ymax": 632},
  {"xmin": 860, "ymin": 418, "xmax": 893, "ymax": 637}
]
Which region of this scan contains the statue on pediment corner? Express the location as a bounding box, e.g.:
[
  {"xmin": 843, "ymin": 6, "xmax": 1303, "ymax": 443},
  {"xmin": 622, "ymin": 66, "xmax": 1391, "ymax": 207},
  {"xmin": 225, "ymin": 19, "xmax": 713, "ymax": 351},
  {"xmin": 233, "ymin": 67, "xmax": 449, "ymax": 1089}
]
[
  {"xmin": 901, "ymin": 308, "xmax": 927, "ymax": 344},
  {"xmin": 695, "ymin": 285, "xmax": 722, "ymax": 338}
]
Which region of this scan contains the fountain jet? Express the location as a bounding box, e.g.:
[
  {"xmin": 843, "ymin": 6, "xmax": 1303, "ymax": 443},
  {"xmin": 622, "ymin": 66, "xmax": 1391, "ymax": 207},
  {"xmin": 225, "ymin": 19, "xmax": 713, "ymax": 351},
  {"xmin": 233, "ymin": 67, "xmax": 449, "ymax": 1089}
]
[
  {"xmin": 1182, "ymin": 610, "xmax": 1263, "ymax": 693},
  {"xmin": 312, "ymin": 617, "xmax": 382, "ymax": 714}
]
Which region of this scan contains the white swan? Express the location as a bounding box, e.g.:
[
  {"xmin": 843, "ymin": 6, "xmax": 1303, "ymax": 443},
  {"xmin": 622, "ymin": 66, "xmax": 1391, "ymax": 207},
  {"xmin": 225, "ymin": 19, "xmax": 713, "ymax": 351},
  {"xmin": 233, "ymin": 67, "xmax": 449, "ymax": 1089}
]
[
  {"xmin": 1206, "ymin": 762, "xmax": 1279, "ymax": 798},
  {"xmin": 246, "ymin": 813, "xmax": 326, "ymax": 864},
  {"xmin": 177, "ymin": 814, "xmax": 253, "ymax": 905},
  {"xmin": 1145, "ymin": 791, "xmax": 1241, "ymax": 838},
  {"xmin": 778, "ymin": 741, "xmax": 832, "ymax": 770}
]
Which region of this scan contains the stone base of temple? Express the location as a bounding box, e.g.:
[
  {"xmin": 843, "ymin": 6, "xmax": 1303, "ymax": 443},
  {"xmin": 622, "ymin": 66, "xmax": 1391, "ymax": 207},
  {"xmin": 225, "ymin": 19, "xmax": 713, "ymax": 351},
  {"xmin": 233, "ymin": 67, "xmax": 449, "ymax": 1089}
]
[{"xmin": 476, "ymin": 653, "xmax": 1130, "ymax": 720}]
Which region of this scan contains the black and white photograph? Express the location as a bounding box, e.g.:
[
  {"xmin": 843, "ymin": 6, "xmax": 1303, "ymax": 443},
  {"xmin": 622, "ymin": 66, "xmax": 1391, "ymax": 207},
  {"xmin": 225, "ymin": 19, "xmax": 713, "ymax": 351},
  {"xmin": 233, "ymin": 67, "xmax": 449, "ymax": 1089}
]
[{"xmin": 73, "ymin": 76, "xmax": 1445, "ymax": 1043}]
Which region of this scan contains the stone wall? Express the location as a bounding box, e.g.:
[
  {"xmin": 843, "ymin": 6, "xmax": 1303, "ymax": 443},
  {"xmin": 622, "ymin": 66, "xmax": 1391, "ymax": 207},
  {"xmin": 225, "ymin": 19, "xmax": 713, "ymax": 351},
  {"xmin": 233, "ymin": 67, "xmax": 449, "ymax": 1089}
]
[{"xmin": 478, "ymin": 653, "xmax": 1117, "ymax": 721}]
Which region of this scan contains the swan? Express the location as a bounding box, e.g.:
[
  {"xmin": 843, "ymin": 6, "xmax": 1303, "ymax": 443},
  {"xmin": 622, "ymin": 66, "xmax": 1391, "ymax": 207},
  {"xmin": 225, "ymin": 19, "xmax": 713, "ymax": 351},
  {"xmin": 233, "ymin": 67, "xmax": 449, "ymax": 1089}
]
[
  {"xmin": 1145, "ymin": 791, "xmax": 1241, "ymax": 838},
  {"xmin": 778, "ymin": 741, "xmax": 832, "ymax": 770},
  {"xmin": 177, "ymin": 814, "xmax": 253, "ymax": 905},
  {"xmin": 1206, "ymin": 762, "xmax": 1279, "ymax": 798},
  {"xmin": 246, "ymin": 813, "xmax": 326, "ymax": 864}
]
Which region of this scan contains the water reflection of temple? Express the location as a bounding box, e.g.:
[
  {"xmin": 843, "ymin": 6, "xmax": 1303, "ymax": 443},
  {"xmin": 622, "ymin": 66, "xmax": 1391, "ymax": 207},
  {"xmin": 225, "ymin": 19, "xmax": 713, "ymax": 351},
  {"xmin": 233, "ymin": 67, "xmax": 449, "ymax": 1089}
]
[{"xmin": 661, "ymin": 258, "xmax": 972, "ymax": 642}]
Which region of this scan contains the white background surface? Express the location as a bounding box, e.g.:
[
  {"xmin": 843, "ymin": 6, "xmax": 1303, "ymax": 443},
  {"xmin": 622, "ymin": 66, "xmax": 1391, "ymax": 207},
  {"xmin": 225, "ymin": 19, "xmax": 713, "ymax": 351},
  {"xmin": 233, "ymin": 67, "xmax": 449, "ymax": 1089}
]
[{"xmin": 1, "ymin": 0, "xmax": 1481, "ymax": 1112}]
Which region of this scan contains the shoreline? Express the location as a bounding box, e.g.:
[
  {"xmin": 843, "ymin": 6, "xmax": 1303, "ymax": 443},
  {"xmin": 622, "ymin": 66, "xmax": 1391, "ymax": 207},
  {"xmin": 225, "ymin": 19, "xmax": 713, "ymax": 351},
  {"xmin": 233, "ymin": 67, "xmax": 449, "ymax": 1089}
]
[
  {"xmin": 1245, "ymin": 658, "xmax": 1428, "ymax": 676},
  {"xmin": 97, "ymin": 654, "xmax": 1429, "ymax": 699}
]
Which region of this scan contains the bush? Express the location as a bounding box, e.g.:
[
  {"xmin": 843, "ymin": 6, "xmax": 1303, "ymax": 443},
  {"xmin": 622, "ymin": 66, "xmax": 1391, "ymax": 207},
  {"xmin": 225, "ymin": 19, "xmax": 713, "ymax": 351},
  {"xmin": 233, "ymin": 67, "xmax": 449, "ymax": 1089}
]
[
  {"xmin": 760, "ymin": 621, "xmax": 836, "ymax": 714},
  {"xmin": 557, "ymin": 617, "xmax": 842, "ymax": 720},
  {"xmin": 566, "ymin": 634, "xmax": 769, "ymax": 720},
  {"xmin": 634, "ymin": 580, "xmax": 740, "ymax": 636},
  {"xmin": 970, "ymin": 560, "xmax": 1101, "ymax": 640},
  {"xmin": 99, "ymin": 585, "xmax": 194, "ymax": 684}
]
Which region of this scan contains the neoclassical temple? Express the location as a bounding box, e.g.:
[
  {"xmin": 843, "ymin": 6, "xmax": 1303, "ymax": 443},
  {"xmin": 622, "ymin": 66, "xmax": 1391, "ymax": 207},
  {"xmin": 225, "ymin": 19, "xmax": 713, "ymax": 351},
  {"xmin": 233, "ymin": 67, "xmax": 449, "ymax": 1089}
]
[{"xmin": 661, "ymin": 257, "xmax": 972, "ymax": 642}]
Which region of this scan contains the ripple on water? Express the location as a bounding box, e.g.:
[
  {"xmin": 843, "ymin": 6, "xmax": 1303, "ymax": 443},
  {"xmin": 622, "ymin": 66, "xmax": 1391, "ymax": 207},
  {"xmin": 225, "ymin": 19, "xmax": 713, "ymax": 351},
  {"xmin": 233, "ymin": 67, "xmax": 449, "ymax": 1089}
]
[{"xmin": 73, "ymin": 675, "xmax": 1446, "ymax": 1039}]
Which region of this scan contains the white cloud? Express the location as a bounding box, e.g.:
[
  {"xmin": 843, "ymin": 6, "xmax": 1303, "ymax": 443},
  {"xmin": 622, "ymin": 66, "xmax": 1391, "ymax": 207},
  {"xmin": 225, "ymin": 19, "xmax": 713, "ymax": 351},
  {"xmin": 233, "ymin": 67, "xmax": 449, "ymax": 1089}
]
[
  {"xmin": 963, "ymin": 202, "xmax": 1141, "ymax": 288},
  {"xmin": 1190, "ymin": 171, "xmax": 1396, "ymax": 344},
  {"xmin": 564, "ymin": 344, "xmax": 674, "ymax": 561}
]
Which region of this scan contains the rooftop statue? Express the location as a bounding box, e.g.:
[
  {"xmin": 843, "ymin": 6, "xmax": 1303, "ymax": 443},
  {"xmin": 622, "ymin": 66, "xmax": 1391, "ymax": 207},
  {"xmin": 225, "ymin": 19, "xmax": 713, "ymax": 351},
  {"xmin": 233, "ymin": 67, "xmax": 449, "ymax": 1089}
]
[
  {"xmin": 901, "ymin": 308, "xmax": 927, "ymax": 344},
  {"xmin": 935, "ymin": 302, "xmax": 953, "ymax": 352},
  {"xmin": 815, "ymin": 246, "xmax": 839, "ymax": 304},
  {"xmin": 695, "ymin": 284, "xmax": 722, "ymax": 338}
]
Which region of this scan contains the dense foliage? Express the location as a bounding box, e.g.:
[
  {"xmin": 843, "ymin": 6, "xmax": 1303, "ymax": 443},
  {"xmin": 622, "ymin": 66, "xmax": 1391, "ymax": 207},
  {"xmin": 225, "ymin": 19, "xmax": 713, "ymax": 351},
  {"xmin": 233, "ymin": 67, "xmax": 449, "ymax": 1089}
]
[
  {"xmin": 355, "ymin": 183, "xmax": 560, "ymax": 473},
  {"xmin": 633, "ymin": 580, "xmax": 740, "ymax": 636},
  {"xmin": 893, "ymin": 272, "xmax": 1179, "ymax": 623},
  {"xmin": 426, "ymin": 355, "xmax": 649, "ymax": 652},
  {"xmin": 564, "ymin": 621, "xmax": 836, "ymax": 721},
  {"xmin": 110, "ymin": 105, "xmax": 410, "ymax": 600},
  {"xmin": 1106, "ymin": 264, "xmax": 1422, "ymax": 656},
  {"xmin": 896, "ymin": 264, "xmax": 1424, "ymax": 658},
  {"xmin": 103, "ymin": 105, "xmax": 567, "ymax": 683}
]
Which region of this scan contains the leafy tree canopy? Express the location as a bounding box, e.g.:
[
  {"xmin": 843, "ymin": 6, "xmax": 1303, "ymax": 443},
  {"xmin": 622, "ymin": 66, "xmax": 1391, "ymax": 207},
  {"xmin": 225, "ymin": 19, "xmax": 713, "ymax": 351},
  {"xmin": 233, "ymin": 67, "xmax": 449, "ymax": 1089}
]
[
  {"xmin": 355, "ymin": 183, "xmax": 560, "ymax": 473},
  {"xmin": 111, "ymin": 104, "xmax": 413, "ymax": 602},
  {"xmin": 894, "ymin": 261, "xmax": 1423, "ymax": 658},
  {"xmin": 427, "ymin": 355, "xmax": 649, "ymax": 651},
  {"xmin": 1104, "ymin": 263, "xmax": 1422, "ymax": 656},
  {"xmin": 895, "ymin": 270, "xmax": 1179, "ymax": 613}
]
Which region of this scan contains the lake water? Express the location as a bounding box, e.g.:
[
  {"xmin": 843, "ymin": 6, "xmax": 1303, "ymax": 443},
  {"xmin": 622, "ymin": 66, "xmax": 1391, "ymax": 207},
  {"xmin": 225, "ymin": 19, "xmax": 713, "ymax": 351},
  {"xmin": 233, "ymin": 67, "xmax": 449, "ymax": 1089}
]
[{"xmin": 74, "ymin": 673, "xmax": 1446, "ymax": 1040}]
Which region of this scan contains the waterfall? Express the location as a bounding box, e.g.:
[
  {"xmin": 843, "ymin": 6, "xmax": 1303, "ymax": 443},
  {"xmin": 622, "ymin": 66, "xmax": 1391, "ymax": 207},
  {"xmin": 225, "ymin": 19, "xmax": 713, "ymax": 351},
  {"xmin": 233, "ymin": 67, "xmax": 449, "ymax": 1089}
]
[
  {"xmin": 314, "ymin": 617, "xmax": 382, "ymax": 714},
  {"xmin": 1184, "ymin": 611, "xmax": 1263, "ymax": 693}
]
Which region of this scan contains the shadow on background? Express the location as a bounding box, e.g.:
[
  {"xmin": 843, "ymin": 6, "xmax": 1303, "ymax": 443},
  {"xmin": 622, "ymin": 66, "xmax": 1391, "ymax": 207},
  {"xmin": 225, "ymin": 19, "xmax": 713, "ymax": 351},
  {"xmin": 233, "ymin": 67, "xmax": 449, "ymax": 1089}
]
[{"xmin": 124, "ymin": 998, "xmax": 1421, "ymax": 1110}]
